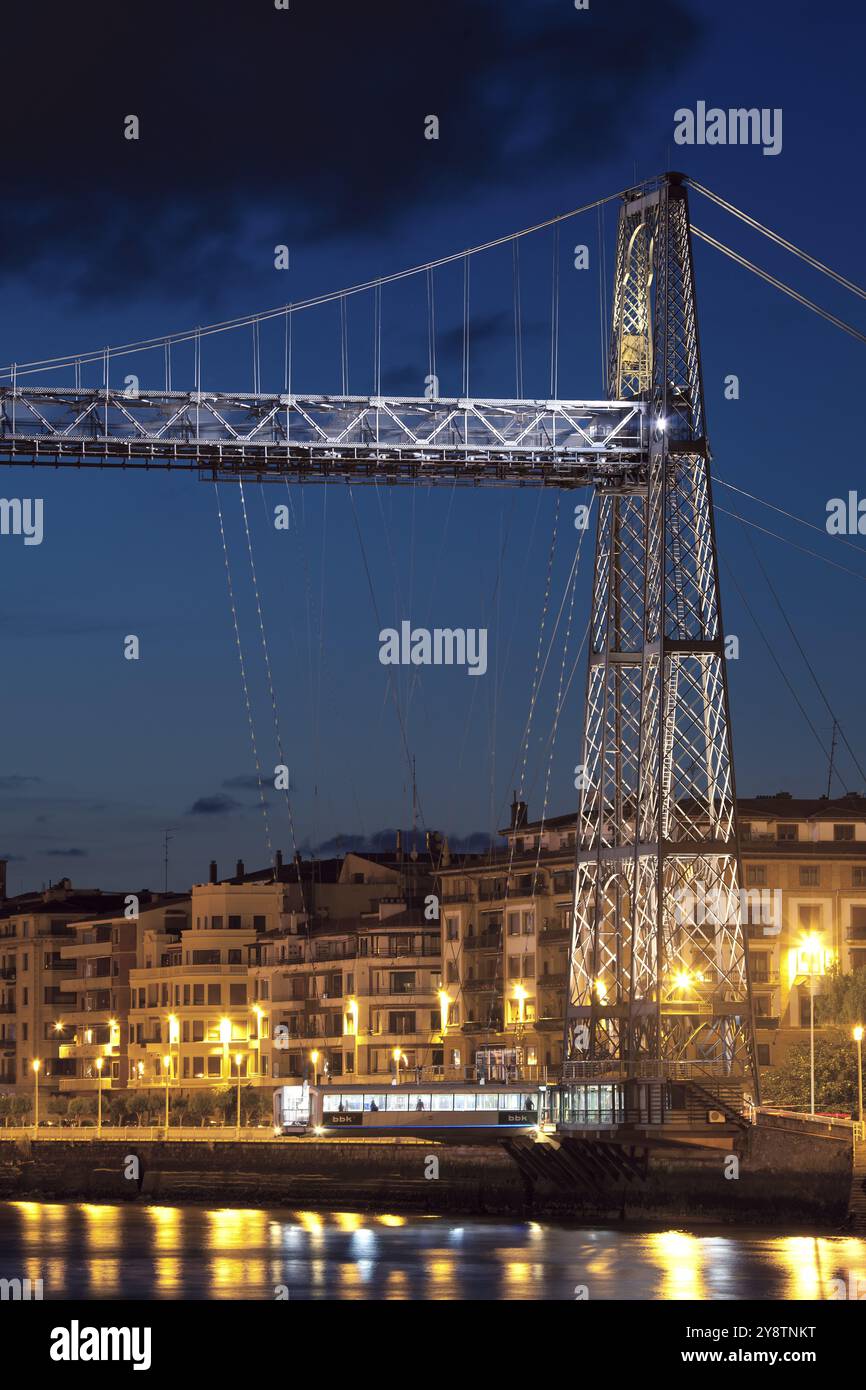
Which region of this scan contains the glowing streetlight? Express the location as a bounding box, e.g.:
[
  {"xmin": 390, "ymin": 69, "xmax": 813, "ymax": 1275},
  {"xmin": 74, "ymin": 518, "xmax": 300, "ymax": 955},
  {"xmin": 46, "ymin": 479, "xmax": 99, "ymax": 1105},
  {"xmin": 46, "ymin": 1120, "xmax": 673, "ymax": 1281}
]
[
  {"xmin": 309, "ymin": 1049, "xmax": 320, "ymax": 1086},
  {"xmin": 392, "ymin": 1045, "xmax": 406, "ymax": 1085},
  {"xmin": 345, "ymin": 997, "xmax": 359, "ymax": 1036},
  {"xmin": 32, "ymin": 1058, "xmax": 41, "ymax": 1133},
  {"xmin": 800, "ymin": 934, "xmax": 824, "ymax": 1117},
  {"xmin": 437, "ymin": 990, "xmax": 450, "ymax": 1035},
  {"xmin": 219, "ymin": 1016, "xmax": 232, "ymax": 1080},
  {"xmin": 512, "ymin": 983, "xmax": 528, "ymax": 1026},
  {"xmin": 854, "ymin": 1025, "xmax": 864, "ymax": 1129},
  {"xmin": 163, "ymin": 1053, "xmax": 172, "ymax": 1132},
  {"xmin": 234, "ymin": 1052, "xmax": 244, "ymax": 1136},
  {"xmin": 95, "ymin": 1055, "xmax": 105, "ymax": 1134}
]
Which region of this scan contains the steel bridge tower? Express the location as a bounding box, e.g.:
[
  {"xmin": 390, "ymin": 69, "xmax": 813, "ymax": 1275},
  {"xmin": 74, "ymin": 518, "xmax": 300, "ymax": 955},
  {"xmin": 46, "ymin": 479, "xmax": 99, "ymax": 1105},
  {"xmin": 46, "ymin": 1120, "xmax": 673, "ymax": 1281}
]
[{"xmin": 565, "ymin": 173, "xmax": 758, "ymax": 1115}]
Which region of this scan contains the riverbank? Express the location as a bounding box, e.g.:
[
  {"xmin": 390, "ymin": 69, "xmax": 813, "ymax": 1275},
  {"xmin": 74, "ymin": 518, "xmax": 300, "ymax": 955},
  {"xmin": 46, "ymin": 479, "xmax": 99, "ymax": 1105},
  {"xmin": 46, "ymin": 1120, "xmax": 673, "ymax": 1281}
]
[{"xmin": 0, "ymin": 1124, "xmax": 853, "ymax": 1227}]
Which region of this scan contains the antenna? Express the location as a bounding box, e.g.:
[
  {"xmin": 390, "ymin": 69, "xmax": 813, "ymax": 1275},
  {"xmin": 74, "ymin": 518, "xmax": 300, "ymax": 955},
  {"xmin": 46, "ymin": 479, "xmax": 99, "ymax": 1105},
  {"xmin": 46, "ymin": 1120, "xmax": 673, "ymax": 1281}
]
[
  {"xmin": 826, "ymin": 720, "xmax": 839, "ymax": 799},
  {"xmin": 163, "ymin": 829, "xmax": 174, "ymax": 893}
]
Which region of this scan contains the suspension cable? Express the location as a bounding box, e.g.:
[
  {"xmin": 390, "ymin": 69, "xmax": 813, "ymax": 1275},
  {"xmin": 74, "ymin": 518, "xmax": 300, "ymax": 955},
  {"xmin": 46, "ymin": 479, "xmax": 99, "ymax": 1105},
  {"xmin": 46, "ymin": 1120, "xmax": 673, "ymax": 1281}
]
[
  {"xmin": 1, "ymin": 190, "xmax": 624, "ymax": 381},
  {"xmin": 692, "ymin": 227, "xmax": 866, "ymax": 347},
  {"xmin": 690, "ymin": 181, "xmax": 866, "ymax": 302},
  {"xmin": 213, "ymin": 483, "xmax": 273, "ymax": 862},
  {"xmin": 237, "ymin": 478, "xmax": 306, "ymax": 905}
]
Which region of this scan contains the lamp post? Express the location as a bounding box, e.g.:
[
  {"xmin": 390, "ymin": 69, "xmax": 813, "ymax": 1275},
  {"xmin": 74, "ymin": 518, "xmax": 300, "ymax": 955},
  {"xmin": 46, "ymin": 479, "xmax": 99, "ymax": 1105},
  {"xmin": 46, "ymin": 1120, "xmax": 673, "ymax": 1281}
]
[
  {"xmin": 309, "ymin": 1049, "xmax": 319, "ymax": 1087},
  {"xmin": 32, "ymin": 1058, "xmax": 41, "ymax": 1134},
  {"xmin": 392, "ymin": 1046, "xmax": 406, "ymax": 1086},
  {"xmin": 234, "ymin": 1052, "xmax": 243, "ymax": 1137},
  {"xmin": 800, "ymin": 935, "xmax": 824, "ymax": 1117},
  {"xmin": 163, "ymin": 1053, "xmax": 171, "ymax": 1133},
  {"xmin": 854, "ymin": 1025, "xmax": 864, "ymax": 1132},
  {"xmin": 219, "ymin": 1016, "xmax": 232, "ymax": 1081},
  {"xmin": 95, "ymin": 1056, "xmax": 104, "ymax": 1135}
]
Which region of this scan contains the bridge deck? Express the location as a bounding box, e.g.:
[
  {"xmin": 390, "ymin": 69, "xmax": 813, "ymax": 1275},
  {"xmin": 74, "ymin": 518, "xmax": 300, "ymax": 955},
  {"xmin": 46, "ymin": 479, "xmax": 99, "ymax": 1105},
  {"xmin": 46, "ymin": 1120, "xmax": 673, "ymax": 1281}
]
[{"xmin": 0, "ymin": 388, "xmax": 647, "ymax": 484}]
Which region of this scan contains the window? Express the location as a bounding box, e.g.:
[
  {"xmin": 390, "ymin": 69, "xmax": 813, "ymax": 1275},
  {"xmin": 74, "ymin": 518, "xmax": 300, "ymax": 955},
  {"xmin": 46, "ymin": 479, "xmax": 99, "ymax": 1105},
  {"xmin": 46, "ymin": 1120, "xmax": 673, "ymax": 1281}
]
[
  {"xmin": 388, "ymin": 1011, "xmax": 415, "ymax": 1035},
  {"xmin": 227, "ymin": 949, "xmax": 242, "ymax": 964},
  {"xmin": 834, "ymin": 824, "xmax": 855, "ymax": 842},
  {"xmin": 507, "ymin": 912, "xmax": 520, "ymax": 937},
  {"xmin": 757, "ymin": 1044, "xmax": 770, "ymax": 1066},
  {"xmin": 798, "ymin": 904, "xmax": 821, "ymax": 929},
  {"xmin": 445, "ymin": 917, "xmax": 459, "ymax": 942},
  {"xmin": 446, "ymin": 961, "xmax": 459, "ymax": 984},
  {"xmin": 390, "ymin": 971, "xmax": 414, "ymax": 995},
  {"xmin": 253, "ymin": 915, "xmax": 266, "ymax": 930},
  {"xmin": 211, "ymin": 916, "xmax": 223, "ymax": 929},
  {"xmin": 229, "ymin": 983, "xmax": 246, "ymax": 1005},
  {"xmin": 228, "ymin": 915, "xmax": 241, "ymax": 929},
  {"xmin": 207, "ymin": 1056, "xmax": 221, "ymax": 1076},
  {"xmin": 799, "ymin": 866, "xmax": 820, "ymax": 887},
  {"xmin": 853, "ymin": 868, "xmax": 866, "ymax": 887},
  {"xmin": 740, "ymin": 823, "xmax": 752, "ymax": 839},
  {"xmin": 193, "ymin": 984, "xmax": 205, "ymax": 1006},
  {"xmin": 747, "ymin": 865, "xmax": 766, "ymax": 886},
  {"xmin": 193, "ymin": 1021, "xmax": 205, "ymax": 1042},
  {"xmin": 207, "ymin": 984, "xmax": 221, "ymax": 1005},
  {"xmin": 777, "ymin": 824, "xmax": 797, "ymax": 842}
]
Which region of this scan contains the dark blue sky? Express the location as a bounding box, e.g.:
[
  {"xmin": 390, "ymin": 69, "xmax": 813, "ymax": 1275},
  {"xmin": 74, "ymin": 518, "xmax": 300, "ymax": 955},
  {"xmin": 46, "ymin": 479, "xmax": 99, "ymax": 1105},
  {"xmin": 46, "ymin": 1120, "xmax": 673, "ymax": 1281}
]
[{"xmin": 1, "ymin": 0, "xmax": 864, "ymax": 893}]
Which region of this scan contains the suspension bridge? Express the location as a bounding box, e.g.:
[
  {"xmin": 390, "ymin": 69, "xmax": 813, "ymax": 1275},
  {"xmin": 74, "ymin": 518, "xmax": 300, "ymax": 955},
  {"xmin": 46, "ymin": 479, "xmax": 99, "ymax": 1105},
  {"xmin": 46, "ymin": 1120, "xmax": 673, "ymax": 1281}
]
[{"xmin": 2, "ymin": 169, "xmax": 863, "ymax": 1134}]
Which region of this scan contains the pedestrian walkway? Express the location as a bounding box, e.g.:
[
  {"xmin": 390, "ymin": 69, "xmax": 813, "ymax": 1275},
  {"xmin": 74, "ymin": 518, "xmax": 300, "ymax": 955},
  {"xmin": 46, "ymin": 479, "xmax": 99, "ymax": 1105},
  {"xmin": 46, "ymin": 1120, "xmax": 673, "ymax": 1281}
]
[{"xmin": 847, "ymin": 1127, "xmax": 866, "ymax": 1233}]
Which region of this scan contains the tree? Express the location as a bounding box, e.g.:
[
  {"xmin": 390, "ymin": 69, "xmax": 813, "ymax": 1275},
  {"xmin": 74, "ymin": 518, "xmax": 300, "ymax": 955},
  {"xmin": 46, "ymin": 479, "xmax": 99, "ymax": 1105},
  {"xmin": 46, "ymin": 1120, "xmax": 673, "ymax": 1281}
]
[
  {"xmin": 761, "ymin": 1027, "xmax": 859, "ymax": 1113},
  {"xmin": 816, "ymin": 967, "xmax": 866, "ymax": 1029},
  {"xmin": 187, "ymin": 1089, "xmax": 217, "ymax": 1127}
]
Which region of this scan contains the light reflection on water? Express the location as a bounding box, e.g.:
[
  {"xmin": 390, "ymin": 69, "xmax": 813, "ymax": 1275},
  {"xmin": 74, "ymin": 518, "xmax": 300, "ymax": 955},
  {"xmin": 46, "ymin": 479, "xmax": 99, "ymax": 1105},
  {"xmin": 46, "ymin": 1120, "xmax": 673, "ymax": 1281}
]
[{"xmin": 1, "ymin": 1200, "xmax": 864, "ymax": 1300}]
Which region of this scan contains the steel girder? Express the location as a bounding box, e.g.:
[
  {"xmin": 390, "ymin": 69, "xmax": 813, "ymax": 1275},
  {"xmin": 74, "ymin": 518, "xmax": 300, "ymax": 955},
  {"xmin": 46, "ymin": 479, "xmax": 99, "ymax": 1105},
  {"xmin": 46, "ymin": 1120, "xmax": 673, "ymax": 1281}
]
[
  {"xmin": 0, "ymin": 388, "xmax": 646, "ymax": 486},
  {"xmin": 566, "ymin": 174, "xmax": 758, "ymax": 1095}
]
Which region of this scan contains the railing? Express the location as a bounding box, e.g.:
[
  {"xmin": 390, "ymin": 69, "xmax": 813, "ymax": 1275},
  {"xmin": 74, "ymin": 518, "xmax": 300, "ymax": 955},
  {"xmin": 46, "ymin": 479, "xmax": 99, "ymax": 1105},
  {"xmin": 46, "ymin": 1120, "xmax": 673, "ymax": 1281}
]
[
  {"xmin": 463, "ymin": 934, "xmax": 502, "ymax": 951},
  {"xmin": 0, "ymin": 1126, "xmax": 284, "ymax": 1142},
  {"xmin": 560, "ymin": 1059, "xmax": 738, "ymax": 1080}
]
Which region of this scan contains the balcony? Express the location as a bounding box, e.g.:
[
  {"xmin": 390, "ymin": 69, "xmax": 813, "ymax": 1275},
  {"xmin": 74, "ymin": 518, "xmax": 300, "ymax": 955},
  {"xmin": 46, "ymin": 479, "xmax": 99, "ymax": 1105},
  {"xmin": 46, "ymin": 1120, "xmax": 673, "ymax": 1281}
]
[
  {"xmin": 539, "ymin": 923, "xmax": 570, "ymax": 944},
  {"xmin": 749, "ymin": 970, "xmax": 780, "ymax": 986},
  {"xmin": 0, "ymin": 967, "xmax": 16, "ymax": 981},
  {"xmin": 464, "ymin": 979, "xmax": 500, "ymax": 994},
  {"xmin": 538, "ymin": 972, "xmax": 568, "ymax": 989},
  {"xmin": 535, "ymin": 1016, "xmax": 564, "ymax": 1031},
  {"xmin": 464, "ymin": 933, "xmax": 502, "ymax": 952},
  {"xmin": 755, "ymin": 1016, "xmax": 780, "ymax": 1030}
]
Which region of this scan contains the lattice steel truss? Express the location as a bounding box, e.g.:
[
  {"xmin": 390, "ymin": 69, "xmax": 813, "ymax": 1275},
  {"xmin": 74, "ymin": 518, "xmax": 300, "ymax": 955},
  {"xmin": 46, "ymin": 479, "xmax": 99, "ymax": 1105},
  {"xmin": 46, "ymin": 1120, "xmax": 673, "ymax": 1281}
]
[
  {"xmin": 0, "ymin": 389, "xmax": 645, "ymax": 487},
  {"xmin": 566, "ymin": 174, "xmax": 758, "ymax": 1094}
]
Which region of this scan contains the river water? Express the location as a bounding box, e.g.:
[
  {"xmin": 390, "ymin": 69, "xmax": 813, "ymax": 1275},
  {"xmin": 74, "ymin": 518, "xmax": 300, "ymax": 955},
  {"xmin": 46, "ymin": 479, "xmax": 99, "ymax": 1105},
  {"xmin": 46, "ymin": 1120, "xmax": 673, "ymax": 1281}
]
[{"xmin": 1, "ymin": 1201, "xmax": 864, "ymax": 1300}]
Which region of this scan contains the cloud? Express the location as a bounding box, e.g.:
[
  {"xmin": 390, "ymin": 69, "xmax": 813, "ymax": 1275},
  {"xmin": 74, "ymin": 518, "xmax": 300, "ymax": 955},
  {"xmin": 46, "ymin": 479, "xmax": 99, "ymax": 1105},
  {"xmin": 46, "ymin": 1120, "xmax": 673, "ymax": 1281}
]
[
  {"xmin": 0, "ymin": 0, "xmax": 703, "ymax": 300},
  {"xmin": 188, "ymin": 794, "xmax": 242, "ymax": 816},
  {"xmin": 308, "ymin": 827, "xmax": 493, "ymax": 856},
  {"xmin": 0, "ymin": 853, "xmax": 27, "ymax": 862},
  {"xmin": 45, "ymin": 848, "xmax": 88, "ymax": 858},
  {"xmin": 222, "ymin": 775, "xmax": 271, "ymax": 792},
  {"xmin": 0, "ymin": 775, "xmax": 41, "ymax": 790}
]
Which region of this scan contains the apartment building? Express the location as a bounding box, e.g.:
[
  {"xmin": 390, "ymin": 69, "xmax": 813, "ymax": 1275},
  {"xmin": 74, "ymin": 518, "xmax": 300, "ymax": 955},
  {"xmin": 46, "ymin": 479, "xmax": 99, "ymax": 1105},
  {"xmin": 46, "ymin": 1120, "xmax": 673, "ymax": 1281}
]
[
  {"xmin": 437, "ymin": 800, "xmax": 574, "ymax": 1081},
  {"xmin": 0, "ymin": 869, "xmax": 129, "ymax": 1091},
  {"xmin": 436, "ymin": 792, "xmax": 866, "ymax": 1080},
  {"xmin": 738, "ymin": 792, "xmax": 866, "ymax": 1066},
  {"xmin": 130, "ymin": 847, "xmax": 435, "ymax": 1093},
  {"xmin": 252, "ymin": 902, "xmax": 443, "ymax": 1085},
  {"xmin": 59, "ymin": 894, "xmax": 190, "ymax": 1091}
]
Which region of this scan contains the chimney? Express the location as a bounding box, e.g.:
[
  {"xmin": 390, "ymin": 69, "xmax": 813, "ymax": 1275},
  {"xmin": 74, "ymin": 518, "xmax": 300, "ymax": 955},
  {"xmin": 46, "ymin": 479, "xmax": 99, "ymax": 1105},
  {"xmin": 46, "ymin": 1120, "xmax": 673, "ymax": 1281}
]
[
  {"xmin": 0, "ymin": 858, "xmax": 6, "ymax": 901},
  {"xmin": 293, "ymin": 850, "xmax": 302, "ymax": 866},
  {"xmin": 510, "ymin": 791, "xmax": 528, "ymax": 831},
  {"xmin": 395, "ymin": 829, "xmax": 403, "ymax": 861},
  {"xmin": 275, "ymin": 849, "xmax": 283, "ymax": 871},
  {"xmin": 209, "ymin": 860, "xmax": 218, "ymax": 884},
  {"xmin": 235, "ymin": 859, "xmax": 245, "ymax": 881},
  {"xmin": 441, "ymin": 837, "xmax": 451, "ymax": 869}
]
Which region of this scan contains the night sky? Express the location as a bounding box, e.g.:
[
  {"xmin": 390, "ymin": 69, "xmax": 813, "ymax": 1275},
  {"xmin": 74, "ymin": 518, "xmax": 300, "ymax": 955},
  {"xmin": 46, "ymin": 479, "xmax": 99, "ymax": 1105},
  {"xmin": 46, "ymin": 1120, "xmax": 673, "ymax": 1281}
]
[{"xmin": 1, "ymin": 0, "xmax": 864, "ymax": 894}]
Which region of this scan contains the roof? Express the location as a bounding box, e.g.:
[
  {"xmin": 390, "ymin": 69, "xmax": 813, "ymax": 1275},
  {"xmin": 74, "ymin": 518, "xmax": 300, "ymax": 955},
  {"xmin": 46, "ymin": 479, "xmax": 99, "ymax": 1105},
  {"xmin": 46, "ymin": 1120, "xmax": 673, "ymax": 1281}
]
[{"xmin": 739, "ymin": 794, "xmax": 866, "ymax": 820}]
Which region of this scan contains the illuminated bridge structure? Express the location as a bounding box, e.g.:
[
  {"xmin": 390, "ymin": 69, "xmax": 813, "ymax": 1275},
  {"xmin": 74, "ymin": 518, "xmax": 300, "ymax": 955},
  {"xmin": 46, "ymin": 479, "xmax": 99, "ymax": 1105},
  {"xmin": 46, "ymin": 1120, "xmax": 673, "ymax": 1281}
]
[{"xmin": 0, "ymin": 172, "xmax": 760, "ymax": 1130}]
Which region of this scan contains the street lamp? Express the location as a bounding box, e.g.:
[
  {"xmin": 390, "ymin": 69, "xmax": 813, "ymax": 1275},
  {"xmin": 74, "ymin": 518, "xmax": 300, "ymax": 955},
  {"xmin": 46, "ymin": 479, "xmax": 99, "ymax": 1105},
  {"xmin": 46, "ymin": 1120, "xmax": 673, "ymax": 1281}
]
[
  {"xmin": 234, "ymin": 1052, "xmax": 244, "ymax": 1136},
  {"xmin": 163, "ymin": 1053, "xmax": 172, "ymax": 1132},
  {"xmin": 437, "ymin": 990, "xmax": 450, "ymax": 1036},
  {"xmin": 32, "ymin": 1058, "xmax": 41, "ymax": 1133},
  {"xmin": 219, "ymin": 1016, "xmax": 232, "ymax": 1080},
  {"xmin": 392, "ymin": 1046, "xmax": 406, "ymax": 1085},
  {"xmin": 854, "ymin": 1025, "xmax": 864, "ymax": 1130},
  {"xmin": 309, "ymin": 1049, "xmax": 320, "ymax": 1086},
  {"xmin": 95, "ymin": 1056, "xmax": 104, "ymax": 1135},
  {"xmin": 800, "ymin": 934, "xmax": 824, "ymax": 1117}
]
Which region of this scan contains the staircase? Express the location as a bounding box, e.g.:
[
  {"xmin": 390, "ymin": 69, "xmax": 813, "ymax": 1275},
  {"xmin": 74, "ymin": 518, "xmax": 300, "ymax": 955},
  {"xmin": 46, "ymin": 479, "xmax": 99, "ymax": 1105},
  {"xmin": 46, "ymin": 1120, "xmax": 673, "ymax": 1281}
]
[{"xmin": 847, "ymin": 1128, "xmax": 866, "ymax": 1234}]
